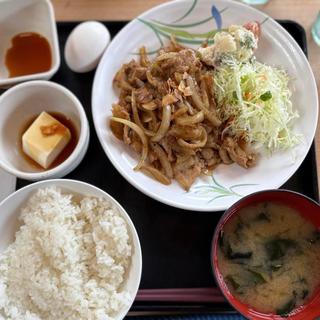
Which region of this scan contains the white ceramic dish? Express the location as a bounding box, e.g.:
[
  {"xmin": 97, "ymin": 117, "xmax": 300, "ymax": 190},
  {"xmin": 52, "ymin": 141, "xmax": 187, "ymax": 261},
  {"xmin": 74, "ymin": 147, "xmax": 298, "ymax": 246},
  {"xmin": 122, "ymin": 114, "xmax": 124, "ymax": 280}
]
[
  {"xmin": 92, "ymin": 0, "xmax": 318, "ymax": 212},
  {"xmin": 0, "ymin": 179, "xmax": 142, "ymax": 320},
  {"xmin": 0, "ymin": 0, "xmax": 60, "ymax": 88},
  {"xmin": 0, "ymin": 80, "xmax": 90, "ymax": 181}
]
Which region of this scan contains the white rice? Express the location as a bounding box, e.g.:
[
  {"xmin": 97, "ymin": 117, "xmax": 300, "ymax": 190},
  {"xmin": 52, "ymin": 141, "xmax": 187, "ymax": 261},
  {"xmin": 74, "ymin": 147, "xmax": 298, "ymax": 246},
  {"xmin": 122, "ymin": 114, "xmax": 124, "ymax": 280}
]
[{"xmin": 0, "ymin": 187, "xmax": 132, "ymax": 320}]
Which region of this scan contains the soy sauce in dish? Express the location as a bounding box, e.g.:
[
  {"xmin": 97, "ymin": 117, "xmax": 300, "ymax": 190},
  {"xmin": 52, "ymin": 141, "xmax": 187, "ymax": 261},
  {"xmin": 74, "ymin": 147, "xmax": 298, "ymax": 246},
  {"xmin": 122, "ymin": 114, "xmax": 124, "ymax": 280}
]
[
  {"xmin": 19, "ymin": 112, "xmax": 78, "ymax": 170},
  {"xmin": 5, "ymin": 32, "xmax": 52, "ymax": 77}
]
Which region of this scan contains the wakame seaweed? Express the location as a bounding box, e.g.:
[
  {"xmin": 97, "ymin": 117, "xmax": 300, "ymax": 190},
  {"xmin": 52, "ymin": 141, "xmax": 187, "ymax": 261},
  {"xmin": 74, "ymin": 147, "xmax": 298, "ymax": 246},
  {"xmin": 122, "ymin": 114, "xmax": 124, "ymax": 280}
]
[
  {"xmin": 225, "ymin": 241, "xmax": 252, "ymax": 260},
  {"xmin": 226, "ymin": 275, "xmax": 241, "ymax": 291},
  {"xmin": 255, "ymin": 212, "xmax": 271, "ymax": 222},
  {"xmin": 247, "ymin": 268, "xmax": 267, "ymax": 285},
  {"xmin": 276, "ymin": 292, "xmax": 297, "ymax": 317},
  {"xmin": 265, "ymin": 238, "xmax": 298, "ymax": 261}
]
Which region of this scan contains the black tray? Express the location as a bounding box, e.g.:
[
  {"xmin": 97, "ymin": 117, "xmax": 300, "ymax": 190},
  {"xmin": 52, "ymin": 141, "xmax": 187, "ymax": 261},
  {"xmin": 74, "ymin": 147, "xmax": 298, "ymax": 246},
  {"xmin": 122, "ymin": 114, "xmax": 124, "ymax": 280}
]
[{"xmin": 16, "ymin": 20, "xmax": 319, "ymax": 312}]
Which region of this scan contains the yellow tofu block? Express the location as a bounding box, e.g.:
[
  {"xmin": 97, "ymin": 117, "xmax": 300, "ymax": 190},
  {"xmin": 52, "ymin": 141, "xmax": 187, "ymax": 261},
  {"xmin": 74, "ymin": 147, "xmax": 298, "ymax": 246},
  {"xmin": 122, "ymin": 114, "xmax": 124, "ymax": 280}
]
[{"xmin": 22, "ymin": 111, "xmax": 71, "ymax": 169}]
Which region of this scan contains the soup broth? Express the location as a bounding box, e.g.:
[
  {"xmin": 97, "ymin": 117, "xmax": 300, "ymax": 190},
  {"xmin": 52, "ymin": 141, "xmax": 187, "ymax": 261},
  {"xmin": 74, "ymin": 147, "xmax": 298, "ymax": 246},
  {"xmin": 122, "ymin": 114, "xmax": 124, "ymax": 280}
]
[{"xmin": 217, "ymin": 202, "xmax": 320, "ymax": 316}]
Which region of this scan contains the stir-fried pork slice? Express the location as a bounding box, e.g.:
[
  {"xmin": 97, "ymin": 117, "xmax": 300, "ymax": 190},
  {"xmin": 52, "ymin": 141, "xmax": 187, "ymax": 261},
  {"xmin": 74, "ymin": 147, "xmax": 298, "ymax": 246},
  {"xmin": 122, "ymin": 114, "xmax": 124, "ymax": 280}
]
[
  {"xmin": 222, "ymin": 137, "xmax": 256, "ymax": 168},
  {"xmin": 174, "ymin": 162, "xmax": 202, "ymax": 191}
]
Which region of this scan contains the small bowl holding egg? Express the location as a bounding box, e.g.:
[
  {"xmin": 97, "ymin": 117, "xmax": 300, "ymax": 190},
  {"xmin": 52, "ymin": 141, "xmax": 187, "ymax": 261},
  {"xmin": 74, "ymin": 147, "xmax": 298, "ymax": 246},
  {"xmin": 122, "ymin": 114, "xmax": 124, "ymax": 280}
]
[
  {"xmin": 0, "ymin": 80, "xmax": 89, "ymax": 181},
  {"xmin": 211, "ymin": 190, "xmax": 320, "ymax": 319},
  {"xmin": 0, "ymin": 0, "xmax": 60, "ymax": 88}
]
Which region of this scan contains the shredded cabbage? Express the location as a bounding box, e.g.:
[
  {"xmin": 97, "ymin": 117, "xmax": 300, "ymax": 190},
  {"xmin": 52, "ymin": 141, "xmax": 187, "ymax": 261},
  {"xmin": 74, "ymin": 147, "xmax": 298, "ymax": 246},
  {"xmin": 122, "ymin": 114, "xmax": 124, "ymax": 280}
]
[{"xmin": 213, "ymin": 58, "xmax": 300, "ymax": 151}]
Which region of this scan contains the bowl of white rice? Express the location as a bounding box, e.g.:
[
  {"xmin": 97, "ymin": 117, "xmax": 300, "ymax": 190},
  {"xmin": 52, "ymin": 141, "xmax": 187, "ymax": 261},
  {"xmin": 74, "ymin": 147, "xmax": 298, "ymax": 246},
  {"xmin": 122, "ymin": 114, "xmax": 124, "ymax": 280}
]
[{"xmin": 0, "ymin": 179, "xmax": 142, "ymax": 320}]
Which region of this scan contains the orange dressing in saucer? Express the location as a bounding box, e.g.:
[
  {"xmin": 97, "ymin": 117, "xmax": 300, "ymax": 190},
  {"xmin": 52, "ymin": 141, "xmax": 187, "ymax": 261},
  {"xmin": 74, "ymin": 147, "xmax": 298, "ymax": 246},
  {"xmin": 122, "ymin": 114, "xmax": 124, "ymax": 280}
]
[{"xmin": 5, "ymin": 32, "xmax": 52, "ymax": 77}]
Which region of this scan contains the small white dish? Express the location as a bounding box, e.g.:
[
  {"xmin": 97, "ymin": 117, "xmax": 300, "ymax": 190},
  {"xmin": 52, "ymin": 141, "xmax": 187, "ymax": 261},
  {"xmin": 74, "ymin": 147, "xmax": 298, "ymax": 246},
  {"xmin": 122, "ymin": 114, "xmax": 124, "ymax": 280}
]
[
  {"xmin": 0, "ymin": 80, "xmax": 90, "ymax": 181},
  {"xmin": 0, "ymin": 179, "xmax": 142, "ymax": 320},
  {"xmin": 0, "ymin": 0, "xmax": 60, "ymax": 88},
  {"xmin": 92, "ymin": 0, "xmax": 318, "ymax": 212},
  {"xmin": 65, "ymin": 21, "xmax": 110, "ymax": 73}
]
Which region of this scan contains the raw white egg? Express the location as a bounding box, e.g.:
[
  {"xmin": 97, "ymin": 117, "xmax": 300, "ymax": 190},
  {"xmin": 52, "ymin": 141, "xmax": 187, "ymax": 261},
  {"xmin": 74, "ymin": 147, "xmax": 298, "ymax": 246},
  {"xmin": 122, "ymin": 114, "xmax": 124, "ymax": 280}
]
[{"xmin": 64, "ymin": 21, "xmax": 110, "ymax": 73}]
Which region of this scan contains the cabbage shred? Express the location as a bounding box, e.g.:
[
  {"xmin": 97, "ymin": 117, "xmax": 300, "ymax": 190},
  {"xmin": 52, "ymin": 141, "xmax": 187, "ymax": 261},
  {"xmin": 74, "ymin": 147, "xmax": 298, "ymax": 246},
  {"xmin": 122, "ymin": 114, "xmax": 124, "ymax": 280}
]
[{"xmin": 213, "ymin": 58, "xmax": 300, "ymax": 151}]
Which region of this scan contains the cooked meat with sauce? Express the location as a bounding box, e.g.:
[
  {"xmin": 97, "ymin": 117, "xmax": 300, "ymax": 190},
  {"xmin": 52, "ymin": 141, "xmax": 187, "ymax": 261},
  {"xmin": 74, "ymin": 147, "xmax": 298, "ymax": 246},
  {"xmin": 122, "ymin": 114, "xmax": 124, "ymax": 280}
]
[{"xmin": 109, "ymin": 24, "xmax": 260, "ymax": 190}]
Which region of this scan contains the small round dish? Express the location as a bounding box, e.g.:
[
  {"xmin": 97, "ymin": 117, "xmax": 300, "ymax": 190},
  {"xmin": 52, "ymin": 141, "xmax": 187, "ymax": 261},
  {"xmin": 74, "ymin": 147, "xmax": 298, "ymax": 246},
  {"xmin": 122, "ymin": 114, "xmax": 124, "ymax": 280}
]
[
  {"xmin": 0, "ymin": 80, "xmax": 89, "ymax": 181},
  {"xmin": 0, "ymin": 0, "xmax": 60, "ymax": 88},
  {"xmin": 0, "ymin": 179, "xmax": 142, "ymax": 320},
  {"xmin": 211, "ymin": 190, "xmax": 320, "ymax": 319}
]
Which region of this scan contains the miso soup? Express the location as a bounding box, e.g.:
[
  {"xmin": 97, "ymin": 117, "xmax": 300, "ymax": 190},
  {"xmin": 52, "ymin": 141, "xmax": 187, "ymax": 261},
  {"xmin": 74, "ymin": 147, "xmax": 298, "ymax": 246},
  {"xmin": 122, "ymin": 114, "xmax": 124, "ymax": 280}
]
[{"xmin": 217, "ymin": 202, "xmax": 320, "ymax": 316}]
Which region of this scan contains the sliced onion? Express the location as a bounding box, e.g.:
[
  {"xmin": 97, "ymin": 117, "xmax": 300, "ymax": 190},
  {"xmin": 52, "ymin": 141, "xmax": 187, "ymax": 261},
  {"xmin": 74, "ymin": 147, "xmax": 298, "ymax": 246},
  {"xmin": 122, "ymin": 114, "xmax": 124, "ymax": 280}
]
[
  {"xmin": 202, "ymin": 73, "xmax": 217, "ymax": 110},
  {"xmin": 184, "ymin": 100, "xmax": 196, "ymax": 115},
  {"xmin": 141, "ymin": 113, "xmax": 152, "ymax": 123},
  {"xmin": 221, "ymin": 124, "xmax": 233, "ymax": 140},
  {"xmin": 186, "ymin": 76, "xmax": 204, "ymax": 110},
  {"xmin": 141, "ymin": 101, "xmax": 158, "ymax": 111},
  {"xmin": 177, "ymin": 126, "xmax": 208, "ymax": 149},
  {"xmin": 219, "ymin": 148, "xmax": 233, "ymax": 165},
  {"xmin": 131, "ymin": 91, "xmax": 155, "ymax": 137},
  {"xmin": 200, "ymin": 79, "xmax": 210, "ymax": 109},
  {"xmin": 156, "ymin": 52, "xmax": 178, "ymax": 61},
  {"xmin": 172, "ymin": 106, "xmax": 188, "ymax": 119},
  {"xmin": 141, "ymin": 165, "xmax": 171, "ymax": 185},
  {"xmin": 110, "ymin": 117, "xmax": 148, "ymax": 170},
  {"xmin": 151, "ymin": 105, "xmax": 171, "ymax": 142},
  {"xmin": 145, "ymin": 110, "xmax": 158, "ymax": 131},
  {"xmin": 186, "ymin": 76, "xmax": 221, "ymax": 126},
  {"xmin": 151, "ymin": 143, "xmax": 173, "ymax": 178},
  {"xmin": 205, "ymin": 111, "xmax": 221, "ymax": 126},
  {"xmin": 139, "ymin": 46, "xmax": 149, "ymax": 67},
  {"xmin": 146, "ymin": 70, "xmax": 159, "ymax": 87},
  {"xmin": 175, "ymin": 111, "xmax": 204, "ymax": 126},
  {"xmin": 162, "ymin": 94, "xmax": 178, "ymax": 106},
  {"xmin": 169, "ymin": 125, "xmax": 202, "ymax": 140}
]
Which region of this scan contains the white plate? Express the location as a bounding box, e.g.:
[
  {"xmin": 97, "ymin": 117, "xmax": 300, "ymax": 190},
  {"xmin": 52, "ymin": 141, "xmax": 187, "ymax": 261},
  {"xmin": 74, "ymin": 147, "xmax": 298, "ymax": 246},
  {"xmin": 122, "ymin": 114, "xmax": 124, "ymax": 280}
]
[
  {"xmin": 0, "ymin": 168, "xmax": 15, "ymax": 202},
  {"xmin": 92, "ymin": 0, "xmax": 318, "ymax": 212}
]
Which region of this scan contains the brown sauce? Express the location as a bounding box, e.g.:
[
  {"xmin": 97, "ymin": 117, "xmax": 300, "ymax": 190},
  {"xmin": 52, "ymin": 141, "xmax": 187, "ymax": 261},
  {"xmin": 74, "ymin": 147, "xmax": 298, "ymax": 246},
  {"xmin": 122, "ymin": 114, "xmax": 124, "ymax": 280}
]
[
  {"xmin": 5, "ymin": 32, "xmax": 52, "ymax": 77},
  {"xmin": 20, "ymin": 112, "xmax": 78, "ymax": 170}
]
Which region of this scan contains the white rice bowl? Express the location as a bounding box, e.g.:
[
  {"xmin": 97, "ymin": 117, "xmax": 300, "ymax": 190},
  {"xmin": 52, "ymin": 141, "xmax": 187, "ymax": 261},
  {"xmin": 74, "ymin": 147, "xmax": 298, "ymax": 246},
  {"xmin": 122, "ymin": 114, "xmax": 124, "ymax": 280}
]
[{"xmin": 0, "ymin": 180, "xmax": 142, "ymax": 320}]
